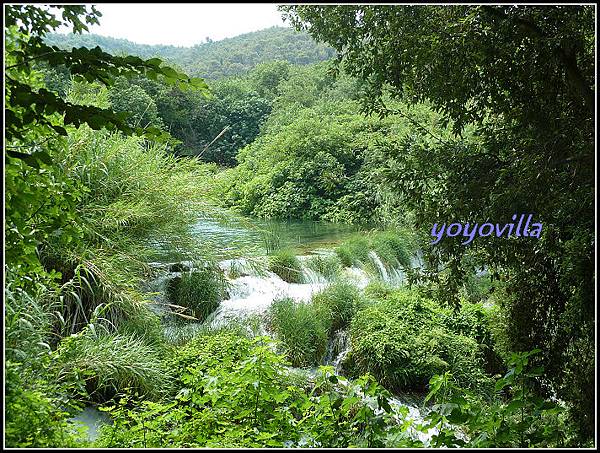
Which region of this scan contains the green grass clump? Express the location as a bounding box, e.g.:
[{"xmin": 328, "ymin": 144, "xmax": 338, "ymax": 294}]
[
  {"xmin": 312, "ymin": 281, "xmax": 365, "ymax": 333},
  {"xmin": 55, "ymin": 328, "xmax": 170, "ymax": 401},
  {"xmin": 335, "ymin": 236, "xmax": 371, "ymax": 267},
  {"xmin": 348, "ymin": 288, "xmax": 493, "ymax": 394},
  {"xmin": 363, "ymin": 280, "xmax": 395, "ymax": 300},
  {"xmin": 166, "ymin": 264, "xmax": 228, "ymax": 322},
  {"xmin": 334, "ymin": 230, "xmax": 415, "ymax": 270},
  {"xmin": 268, "ymin": 298, "xmax": 328, "ymax": 367},
  {"xmin": 268, "ymin": 249, "xmax": 304, "ymax": 283},
  {"xmin": 304, "ymin": 253, "xmax": 343, "ymax": 280},
  {"xmin": 370, "ymin": 230, "xmax": 412, "ymax": 268}
]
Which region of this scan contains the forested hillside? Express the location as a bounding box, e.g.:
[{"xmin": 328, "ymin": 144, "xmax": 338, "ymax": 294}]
[{"xmin": 44, "ymin": 27, "xmax": 335, "ymax": 78}]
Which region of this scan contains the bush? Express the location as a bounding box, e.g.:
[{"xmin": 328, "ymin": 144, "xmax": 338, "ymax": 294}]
[
  {"xmin": 348, "ymin": 289, "xmax": 492, "ymax": 393},
  {"xmin": 312, "ymin": 280, "xmax": 364, "ymax": 333},
  {"xmin": 268, "ymin": 249, "xmax": 304, "ymax": 283},
  {"xmin": 268, "ymin": 298, "xmax": 329, "ymax": 367},
  {"xmin": 424, "ymin": 350, "xmax": 574, "ymax": 448},
  {"xmin": 5, "ymin": 362, "xmax": 88, "ymax": 448},
  {"xmin": 166, "ymin": 264, "xmax": 228, "ymax": 322},
  {"xmin": 168, "ymin": 330, "xmax": 252, "ymax": 379},
  {"xmin": 97, "ymin": 336, "xmax": 415, "ymax": 448}
]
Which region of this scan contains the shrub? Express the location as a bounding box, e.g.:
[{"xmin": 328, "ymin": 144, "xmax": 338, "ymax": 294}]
[
  {"xmin": 5, "ymin": 361, "xmax": 88, "ymax": 448},
  {"xmin": 166, "ymin": 264, "xmax": 228, "ymax": 322},
  {"xmin": 424, "ymin": 351, "xmax": 574, "ymax": 448},
  {"xmin": 312, "ymin": 280, "xmax": 364, "ymax": 333},
  {"xmin": 97, "ymin": 337, "xmax": 415, "ymax": 448},
  {"xmin": 268, "ymin": 298, "xmax": 329, "ymax": 367},
  {"xmin": 168, "ymin": 330, "xmax": 252, "ymax": 379},
  {"xmin": 268, "ymin": 249, "xmax": 304, "ymax": 283},
  {"xmin": 348, "ymin": 289, "xmax": 491, "ymax": 393}
]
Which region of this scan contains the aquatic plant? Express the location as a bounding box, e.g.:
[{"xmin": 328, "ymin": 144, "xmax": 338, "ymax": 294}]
[
  {"xmin": 166, "ymin": 264, "xmax": 228, "ymax": 322},
  {"xmin": 268, "ymin": 249, "xmax": 304, "ymax": 283},
  {"xmin": 268, "ymin": 298, "xmax": 328, "ymax": 367},
  {"xmin": 312, "ymin": 280, "xmax": 365, "ymax": 333},
  {"xmin": 304, "ymin": 253, "xmax": 343, "ymax": 280},
  {"xmin": 54, "ymin": 326, "xmax": 170, "ymax": 401}
]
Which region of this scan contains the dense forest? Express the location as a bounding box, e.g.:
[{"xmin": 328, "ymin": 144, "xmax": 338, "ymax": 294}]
[
  {"xmin": 44, "ymin": 27, "xmax": 336, "ymax": 79},
  {"xmin": 4, "ymin": 4, "xmax": 596, "ymax": 449}
]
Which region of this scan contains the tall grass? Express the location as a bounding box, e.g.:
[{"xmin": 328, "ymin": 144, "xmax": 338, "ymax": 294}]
[
  {"xmin": 312, "ymin": 280, "xmax": 365, "ymax": 333},
  {"xmin": 166, "ymin": 264, "xmax": 228, "ymax": 322},
  {"xmin": 304, "ymin": 253, "xmax": 343, "ymax": 280},
  {"xmin": 268, "ymin": 249, "xmax": 304, "ymax": 283},
  {"xmin": 54, "ymin": 326, "xmax": 170, "ymax": 401},
  {"xmin": 36, "ymin": 123, "xmax": 217, "ymax": 335},
  {"xmin": 260, "ymin": 226, "xmax": 282, "ymax": 254},
  {"xmin": 268, "ymin": 298, "xmax": 328, "ymax": 367},
  {"xmin": 5, "ymin": 272, "xmax": 55, "ymax": 363}
]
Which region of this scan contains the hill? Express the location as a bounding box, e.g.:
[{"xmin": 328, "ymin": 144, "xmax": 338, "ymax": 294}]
[{"xmin": 44, "ymin": 26, "xmax": 336, "ymax": 79}]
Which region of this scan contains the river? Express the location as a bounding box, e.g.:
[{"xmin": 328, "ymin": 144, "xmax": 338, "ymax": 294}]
[{"xmin": 73, "ymin": 215, "xmax": 434, "ymax": 444}]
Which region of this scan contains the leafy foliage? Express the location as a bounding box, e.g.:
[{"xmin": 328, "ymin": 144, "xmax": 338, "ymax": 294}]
[
  {"xmin": 6, "ymin": 5, "xmax": 208, "ymax": 146},
  {"xmin": 5, "ymin": 361, "xmax": 88, "ymax": 448},
  {"xmin": 423, "ymin": 350, "xmax": 573, "ymax": 447},
  {"xmin": 96, "ymin": 336, "xmax": 418, "ymax": 447},
  {"xmin": 283, "ymin": 4, "xmax": 595, "ymax": 437},
  {"xmin": 348, "ymin": 289, "xmax": 494, "ymax": 393}
]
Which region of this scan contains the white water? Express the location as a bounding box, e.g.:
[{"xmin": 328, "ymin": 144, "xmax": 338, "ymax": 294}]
[
  {"xmin": 138, "ymin": 249, "xmax": 434, "ymax": 443},
  {"xmin": 209, "ymin": 254, "xmax": 377, "ymax": 326}
]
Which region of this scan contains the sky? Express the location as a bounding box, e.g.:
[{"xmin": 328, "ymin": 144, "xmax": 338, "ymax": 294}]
[{"xmin": 65, "ymin": 4, "xmax": 288, "ymax": 47}]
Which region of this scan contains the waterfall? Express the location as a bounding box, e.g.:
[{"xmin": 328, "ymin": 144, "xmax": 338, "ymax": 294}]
[
  {"xmin": 368, "ymin": 251, "xmax": 389, "ymax": 281},
  {"xmin": 211, "ymin": 265, "xmax": 328, "ymax": 326},
  {"xmin": 300, "ymin": 265, "xmax": 328, "ymax": 285},
  {"xmin": 331, "ymin": 330, "xmax": 350, "ymax": 374},
  {"xmin": 324, "ymin": 329, "xmax": 350, "ymax": 372}
]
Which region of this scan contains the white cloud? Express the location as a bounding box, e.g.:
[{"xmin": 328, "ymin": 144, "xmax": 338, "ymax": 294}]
[{"xmin": 72, "ymin": 4, "xmax": 288, "ymax": 47}]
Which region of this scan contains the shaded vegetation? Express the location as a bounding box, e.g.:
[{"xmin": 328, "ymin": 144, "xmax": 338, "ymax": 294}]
[{"xmin": 4, "ymin": 4, "xmax": 594, "ymax": 448}]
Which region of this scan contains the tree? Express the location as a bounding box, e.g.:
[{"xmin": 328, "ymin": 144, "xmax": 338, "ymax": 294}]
[
  {"xmin": 282, "ymin": 4, "xmax": 595, "ymax": 439},
  {"xmin": 108, "ymin": 77, "xmax": 163, "ymax": 129},
  {"xmin": 4, "ymin": 4, "xmax": 208, "ymax": 288},
  {"xmin": 5, "ymin": 5, "xmax": 209, "ymax": 152}
]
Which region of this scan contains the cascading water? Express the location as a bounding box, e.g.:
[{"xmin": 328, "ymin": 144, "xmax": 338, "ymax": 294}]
[
  {"xmin": 368, "ymin": 250, "xmax": 390, "ymax": 281},
  {"xmin": 140, "ymin": 218, "xmax": 433, "ymax": 442}
]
